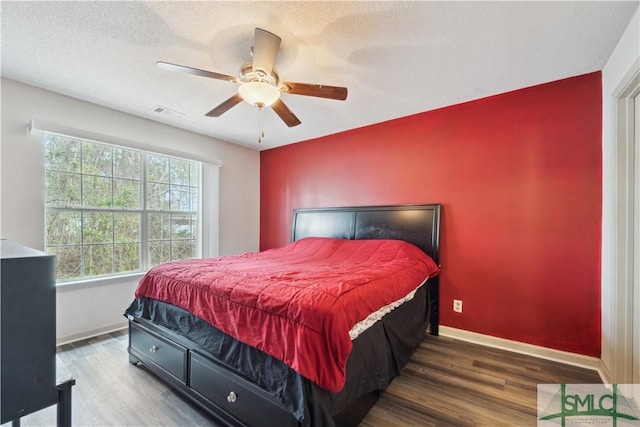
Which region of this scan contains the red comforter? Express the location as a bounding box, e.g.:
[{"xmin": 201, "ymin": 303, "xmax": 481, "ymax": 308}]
[{"xmin": 135, "ymin": 237, "xmax": 440, "ymax": 392}]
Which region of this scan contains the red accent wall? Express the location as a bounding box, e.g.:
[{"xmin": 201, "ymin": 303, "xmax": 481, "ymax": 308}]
[{"xmin": 260, "ymin": 72, "xmax": 602, "ymax": 357}]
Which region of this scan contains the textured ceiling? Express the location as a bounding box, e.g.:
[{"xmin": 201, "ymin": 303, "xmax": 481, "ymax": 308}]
[{"xmin": 1, "ymin": 1, "xmax": 637, "ymax": 150}]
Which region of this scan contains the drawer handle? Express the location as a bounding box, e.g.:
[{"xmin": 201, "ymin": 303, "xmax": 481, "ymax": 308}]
[
  {"xmin": 227, "ymin": 391, "xmax": 237, "ymax": 403},
  {"xmin": 149, "ymin": 345, "xmax": 158, "ymax": 353}
]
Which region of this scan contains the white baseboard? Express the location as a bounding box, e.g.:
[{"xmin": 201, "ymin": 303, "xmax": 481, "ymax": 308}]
[
  {"xmin": 598, "ymin": 359, "xmax": 612, "ymax": 385},
  {"xmin": 439, "ymin": 326, "xmax": 608, "ymax": 383},
  {"xmin": 56, "ymin": 322, "xmax": 128, "ymax": 346}
]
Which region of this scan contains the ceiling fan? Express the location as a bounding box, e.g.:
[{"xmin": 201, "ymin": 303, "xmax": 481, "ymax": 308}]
[{"xmin": 157, "ymin": 28, "xmax": 348, "ymax": 129}]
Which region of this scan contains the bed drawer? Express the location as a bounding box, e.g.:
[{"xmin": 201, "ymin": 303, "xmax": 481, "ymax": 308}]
[
  {"xmin": 130, "ymin": 322, "xmax": 187, "ymax": 383},
  {"xmin": 190, "ymin": 352, "xmax": 296, "ymax": 427}
]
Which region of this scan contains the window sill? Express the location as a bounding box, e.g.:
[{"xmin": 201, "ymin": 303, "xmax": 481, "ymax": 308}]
[{"xmin": 56, "ymin": 272, "xmax": 146, "ymax": 291}]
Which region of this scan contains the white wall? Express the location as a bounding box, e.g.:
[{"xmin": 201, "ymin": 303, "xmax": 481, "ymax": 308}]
[
  {"xmin": 0, "ymin": 78, "xmax": 260, "ymax": 343},
  {"xmin": 601, "ymin": 8, "xmax": 639, "ymax": 382}
]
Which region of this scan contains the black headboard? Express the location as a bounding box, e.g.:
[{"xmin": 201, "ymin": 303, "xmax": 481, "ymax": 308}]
[{"xmin": 291, "ymin": 203, "xmax": 441, "ymax": 264}]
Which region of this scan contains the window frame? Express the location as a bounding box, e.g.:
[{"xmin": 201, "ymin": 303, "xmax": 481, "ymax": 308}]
[{"xmin": 32, "ymin": 120, "xmax": 221, "ymax": 287}]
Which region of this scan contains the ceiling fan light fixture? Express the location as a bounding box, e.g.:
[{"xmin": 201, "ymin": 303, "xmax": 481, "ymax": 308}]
[{"xmin": 238, "ymin": 81, "xmax": 280, "ymax": 108}]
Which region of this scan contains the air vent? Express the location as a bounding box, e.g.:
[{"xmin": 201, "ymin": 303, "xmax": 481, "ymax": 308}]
[{"xmin": 152, "ymin": 105, "xmax": 185, "ymax": 118}]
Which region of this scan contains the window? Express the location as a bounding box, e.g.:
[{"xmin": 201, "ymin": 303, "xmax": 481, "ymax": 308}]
[{"xmin": 45, "ymin": 134, "xmax": 201, "ymax": 283}]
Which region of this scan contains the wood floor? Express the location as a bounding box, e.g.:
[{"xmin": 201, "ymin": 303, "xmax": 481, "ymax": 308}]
[
  {"xmin": 360, "ymin": 336, "xmax": 601, "ymax": 426},
  {"xmin": 4, "ymin": 331, "xmax": 601, "ymax": 427}
]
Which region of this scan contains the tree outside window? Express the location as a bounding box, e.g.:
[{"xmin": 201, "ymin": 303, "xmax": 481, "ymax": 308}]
[{"xmin": 45, "ymin": 135, "xmax": 200, "ymax": 282}]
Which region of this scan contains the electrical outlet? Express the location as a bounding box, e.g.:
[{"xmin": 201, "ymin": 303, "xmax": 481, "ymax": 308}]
[{"xmin": 453, "ymin": 299, "xmax": 463, "ymax": 313}]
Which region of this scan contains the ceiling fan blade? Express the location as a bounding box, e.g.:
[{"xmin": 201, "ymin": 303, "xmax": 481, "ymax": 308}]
[
  {"xmin": 252, "ymin": 28, "xmax": 281, "ymax": 76},
  {"xmin": 205, "ymin": 94, "xmax": 244, "ymax": 117},
  {"xmin": 271, "ymin": 99, "xmax": 301, "ymax": 127},
  {"xmin": 281, "ymin": 82, "xmax": 348, "ymax": 100},
  {"xmin": 157, "ymin": 61, "xmax": 238, "ymax": 83}
]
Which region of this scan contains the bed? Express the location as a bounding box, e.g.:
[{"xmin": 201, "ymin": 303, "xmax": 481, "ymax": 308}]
[{"xmin": 124, "ymin": 203, "xmax": 442, "ymax": 426}]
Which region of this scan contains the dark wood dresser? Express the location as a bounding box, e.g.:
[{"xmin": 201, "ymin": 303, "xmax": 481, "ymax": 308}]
[{"xmin": 1, "ymin": 239, "xmax": 57, "ymax": 425}]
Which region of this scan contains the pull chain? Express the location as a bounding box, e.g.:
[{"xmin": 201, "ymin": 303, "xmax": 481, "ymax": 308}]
[{"xmin": 257, "ymin": 106, "xmax": 265, "ymax": 144}]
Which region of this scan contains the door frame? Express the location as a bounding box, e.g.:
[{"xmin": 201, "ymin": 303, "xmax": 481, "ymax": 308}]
[{"xmin": 612, "ymin": 63, "xmax": 640, "ymax": 388}]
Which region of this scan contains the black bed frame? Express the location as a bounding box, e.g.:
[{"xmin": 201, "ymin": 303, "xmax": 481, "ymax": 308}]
[{"xmin": 127, "ymin": 203, "xmax": 441, "ymax": 426}]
